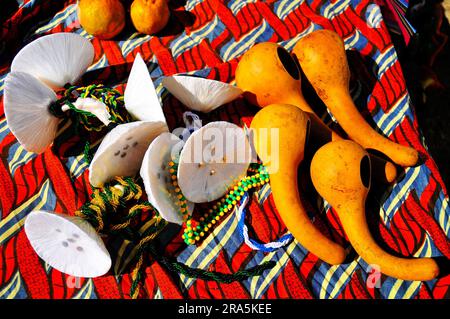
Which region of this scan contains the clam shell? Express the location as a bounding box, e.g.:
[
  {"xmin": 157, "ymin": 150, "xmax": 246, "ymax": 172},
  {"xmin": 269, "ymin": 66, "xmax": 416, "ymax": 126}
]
[
  {"xmin": 140, "ymin": 132, "xmax": 194, "ymax": 225},
  {"xmin": 11, "ymin": 33, "xmax": 94, "ymax": 89},
  {"xmin": 124, "ymin": 53, "xmax": 166, "ymax": 122},
  {"xmin": 4, "ymin": 72, "xmax": 59, "ymax": 153},
  {"xmin": 89, "ymin": 121, "xmax": 168, "ymax": 187},
  {"xmin": 24, "ymin": 210, "xmax": 111, "ymax": 278},
  {"xmin": 162, "ymin": 75, "xmax": 243, "ymax": 113},
  {"xmin": 177, "ymin": 121, "xmax": 251, "ymax": 203}
]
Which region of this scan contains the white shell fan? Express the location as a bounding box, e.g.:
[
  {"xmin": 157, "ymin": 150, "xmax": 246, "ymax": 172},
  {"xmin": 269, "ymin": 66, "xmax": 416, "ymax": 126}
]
[
  {"xmin": 140, "ymin": 132, "xmax": 194, "ymax": 225},
  {"xmin": 177, "ymin": 121, "xmax": 252, "ymax": 203},
  {"xmin": 124, "ymin": 53, "xmax": 166, "ymax": 123},
  {"xmin": 24, "ymin": 210, "xmax": 111, "ymax": 278},
  {"xmin": 11, "ymin": 32, "xmax": 94, "ymax": 89},
  {"xmin": 4, "ymin": 72, "xmax": 59, "ymax": 153},
  {"xmin": 89, "ymin": 121, "xmax": 168, "ymax": 187},
  {"xmin": 162, "ymin": 75, "xmax": 243, "ymax": 113}
]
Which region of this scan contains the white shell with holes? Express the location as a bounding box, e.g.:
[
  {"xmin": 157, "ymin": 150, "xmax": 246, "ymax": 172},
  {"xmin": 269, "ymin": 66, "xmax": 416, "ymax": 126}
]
[
  {"xmin": 11, "ymin": 33, "xmax": 94, "ymax": 89},
  {"xmin": 177, "ymin": 121, "xmax": 251, "ymax": 203},
  {"xmin": 24, "ymin": 210, "xmax": 111, "ymax": 278},
  {"xmin": 162, "ymin": 76, "xmax": 243, "ymax": 113},
  {"xmin": 4, "ymin": 72, "xmax": 59, "ymax": 153},
  {"xmin": 89, "ymin": 121, "xmax": 168, "ymax": 187},
  {"xmin": 140, "ymin": 132, "xmax": 194, "ymax": 225}
]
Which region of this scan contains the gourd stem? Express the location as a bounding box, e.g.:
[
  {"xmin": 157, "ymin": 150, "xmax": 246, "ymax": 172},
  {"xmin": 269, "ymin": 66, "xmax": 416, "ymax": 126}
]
[
  {"xmin": 339, "ymin": 201, "xmax": 440, "ymax": 281},
  {"xmin": 327, "ymin": 91, "xmax": 418, "ymax": 167}
]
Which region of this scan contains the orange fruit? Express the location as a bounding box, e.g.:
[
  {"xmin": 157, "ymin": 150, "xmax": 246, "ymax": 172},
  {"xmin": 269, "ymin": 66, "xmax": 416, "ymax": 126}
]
[
  {"xmin": 130, "ymin": 0, "xmax": 170, "ymax": 35},
  {"xmin": 78, "ymin": 0, "xmax": 126, "ymax": 39}
]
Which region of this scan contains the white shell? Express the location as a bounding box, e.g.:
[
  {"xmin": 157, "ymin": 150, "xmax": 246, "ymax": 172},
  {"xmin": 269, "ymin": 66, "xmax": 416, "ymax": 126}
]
[
  {"xmin": 162, "ymin": 75, "xmax": 243, "ymax": 113},
  {"xmin": 89, "ymin": 121, "xmax": 168, "ymax": 187},
  {"xmin": 124, "ymin": 53, "xmax": 166, "ymax": 123},
  {"xmin": 11, "ymin": 33, "xmax": 94, "ymax": 89},
  {"xmin": 177, "ymin": 121, "xmax": 251, "ymax": 203},
  {"xmin": 24, "ymin": 210, "xmax": 111, "ymax": 278},
  {"xmin": 72, "ymin": 97, "xmax": 111, "ymax": 126},
  {"xmin": 140, "ymin": 132, "xmax": 194, "ymax": 225},
  {"xmin": 4, "ymin": 72, "xmax": 59, "ymax": 153}
]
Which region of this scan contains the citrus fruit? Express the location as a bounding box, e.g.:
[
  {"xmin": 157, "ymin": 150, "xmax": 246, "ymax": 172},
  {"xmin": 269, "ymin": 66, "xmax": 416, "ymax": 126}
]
[
  {"xmin": 78, "ymin": 0, "xmax": 126, "ymax": 39},
  {"xmin": 130, "ymin": 0, "xmax": 170, "ymax": 35}
]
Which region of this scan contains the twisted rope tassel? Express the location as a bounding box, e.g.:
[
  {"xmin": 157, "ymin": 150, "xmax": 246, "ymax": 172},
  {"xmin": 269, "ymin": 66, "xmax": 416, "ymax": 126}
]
[
  {"xmin": 75, "ymin": 177, "xmax": 147, "ymax": 233},
  {"xmin": 49, "ymin": 84, "xmax": 132, "ymax": 132}
]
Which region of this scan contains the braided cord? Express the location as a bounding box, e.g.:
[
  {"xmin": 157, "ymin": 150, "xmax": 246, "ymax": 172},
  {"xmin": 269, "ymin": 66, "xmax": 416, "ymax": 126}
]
[{"xmin": 49, "ymin": 84, "xmax": 131, "ymax": 132}]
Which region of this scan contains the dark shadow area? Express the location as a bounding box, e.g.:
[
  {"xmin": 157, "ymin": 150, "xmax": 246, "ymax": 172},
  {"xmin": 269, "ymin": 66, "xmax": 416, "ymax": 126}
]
[
  {"xmin": 0, "ymin": 0, "xmax": 18, "ymax": 25},
  {"xmin": 80, "ymin": 61, "xmax": 137, "ymax": 86},
  {"xmin": 0, "ymin": 1, "xmax": 68, "ymax": 64},
  {"xmin": 394, "ymin": 0, "xmax": 450, "ymax": 188}
]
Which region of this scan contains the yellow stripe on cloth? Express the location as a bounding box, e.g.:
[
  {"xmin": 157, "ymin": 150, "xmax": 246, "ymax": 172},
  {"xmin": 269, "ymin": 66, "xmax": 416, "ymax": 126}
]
[
  {"xmin": 0, "ymin": 272, "xmax": 22, "ymax": 299},
  {"xmin": 249, "ymin": 240, "xmax": 297, "ymax": 298},
  {"xmin": 72, "ymin": 279, "xmax": 94, "ymax": 299},
  {"xmin": 35, "ymin": 4, "xmax": 77, "ymax": 34},
  {"xmin": 319, "ymin": 260, "xmax": 358, "ymax": 299},
  {"xmin": 180, "ymin": 207, "xmax": 240, "ymax": 288},
  {"xmin": 0, "ymin": 179, "xmax": 51, "ymax": 245}
]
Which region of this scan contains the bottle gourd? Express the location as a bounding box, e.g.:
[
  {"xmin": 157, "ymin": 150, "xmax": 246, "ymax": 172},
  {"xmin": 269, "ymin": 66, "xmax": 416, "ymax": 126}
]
[
  {"xmin": 250, "ymin": 104, "xmax": 347, "ymax": 265},
  {"xmin": 310, "ymin": 140, "xmax": 439, "ymax": 281},
  {"xmin": 293, "ymin": 30, "xmax": 418, "ymax": 167}
]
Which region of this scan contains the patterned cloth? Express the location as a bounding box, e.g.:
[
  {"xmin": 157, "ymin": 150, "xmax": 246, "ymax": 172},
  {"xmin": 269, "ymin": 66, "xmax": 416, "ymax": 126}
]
[{"xmin": 0, "ymin": 0, "xmax": 449, "ymax": 299}]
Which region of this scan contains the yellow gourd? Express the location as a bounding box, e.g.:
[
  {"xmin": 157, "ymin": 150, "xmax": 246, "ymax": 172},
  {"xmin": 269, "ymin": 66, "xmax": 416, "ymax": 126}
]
[
  {"xmin": 236, "ymin": 41, "xmax": 397, "ymax": 183},
  {"xmin": 310, "ymin": 140, "xmax": 440, "ymax": 280},
  {"xmin": 293, "ymin": 30, "xmax": 418, "ymax": 167},
  {"xmin": 250, "ymin": 104, "xmax": 347, "ymax": 265}
]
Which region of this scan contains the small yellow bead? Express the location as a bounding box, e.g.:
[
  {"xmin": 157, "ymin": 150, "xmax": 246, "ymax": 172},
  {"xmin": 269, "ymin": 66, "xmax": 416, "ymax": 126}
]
[
  {"xmin": 232, "ymin": 200, "xmax": 236, "ymax": 205},
  {"xmin": 175, "ymin": 187, "xmax": 181, "ymax": 192},
  {"xmin": 227, "ymin": 204, "xmax": 232, "ymax": 209},
  {"xmin": 171, "ymin": 175, "xmax": 177, "ymax": 180},
  {"xmin": 204, "ymin": 227, "xmax": 209, "ymax": 231},
  {"xmin": 207, "ymin": 223, "xmax": 212, "ymax": 228},
  {"xmin": 230, "ymin": 190, "xmax": 234, "ymax": 195},
  {"xmin": 169, "ymin": 161, "xmax": 175, "ymax": 167},
  {"xmin": 215, "ymin": 215, "xmax": 220, "ymax": 221},
  {"xmin": 189, "ymin": 239, "xmax": 195, "ymax": 245},
  {"xmin": 211, "ymin": 220, "xmax": 216, "ymax": 224},
  {"xmin": 236, "ymin": 196, "xmax": 241, "ymax": 201},
  {"xmin": 219, "ymin": 212, "xmax": 224, "ymax": 217},
  {"xmin": 169, "ymin": 168, "xmax": 175, "ymax": 174},
  {"xmin": 223, "ymin": 208, "xmax": 228, "ymax": 213},
  {"xmin": 195, "ymin": 236, "xmax": 200, "ymax": 241},
  {"xmin": 234, "ymin": 186, "xmax": 239, "ymax": 191},
  {"xmin": 200, "ymin": 232, "xmax": 205, "ymax": 237},
  {"xmin": 172, "ymin": 181, "xmax": 178, "ymax": 186},
  {"xmin": 238, "ymin": 182, "xmax": 242, "ymax": 186}
]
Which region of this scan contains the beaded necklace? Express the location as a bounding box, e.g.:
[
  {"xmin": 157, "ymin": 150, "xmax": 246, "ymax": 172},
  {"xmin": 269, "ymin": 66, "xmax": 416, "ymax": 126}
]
[{"xmin": 166, "ymin": 162, "xmax": 270, "ymax": 245}]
